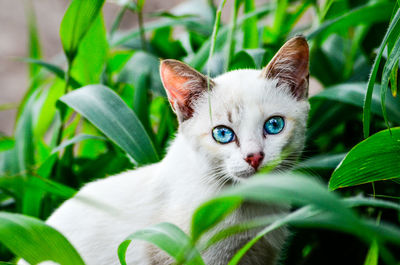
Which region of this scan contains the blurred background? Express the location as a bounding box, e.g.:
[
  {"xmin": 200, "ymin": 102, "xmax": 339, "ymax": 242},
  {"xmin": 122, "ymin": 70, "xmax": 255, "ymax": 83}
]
[{"xmin": 0, "ymin": 0, "xmax": 184, "ymax": 135}]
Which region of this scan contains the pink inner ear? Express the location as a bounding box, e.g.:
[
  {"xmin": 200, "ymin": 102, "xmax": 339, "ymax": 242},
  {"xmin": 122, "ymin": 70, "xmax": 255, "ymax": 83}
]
[{"xmin": 160, "ymin": 64, "xmax": 190, "ymax": 108}]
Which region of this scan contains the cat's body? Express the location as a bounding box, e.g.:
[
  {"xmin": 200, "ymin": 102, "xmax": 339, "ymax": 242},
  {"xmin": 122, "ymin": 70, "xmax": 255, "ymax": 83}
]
[
  {"xmin": 46, "ymin": 134, "xmax": 288, "ymax": 265},
  {"xmin": 21, "ymin": 36, "xmax": 310, "ymax": 265}
]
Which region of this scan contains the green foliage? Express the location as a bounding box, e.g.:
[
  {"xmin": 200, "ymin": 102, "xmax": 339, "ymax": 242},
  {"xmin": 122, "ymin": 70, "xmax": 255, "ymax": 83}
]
[
  {"xmin": 0, "ymin": 212, "xmax": 84, "ymax": 265},
  {"xmin": 60, "ymin": 85, "xmax": 159, "ymax": 165},
  {"xmin": 118, "ymin": 223, "xmax": 205, "ymax": 265},
  {"xmin": 1, "ymin": 0, "xmax": 400, "ymax": 264},
  {"xmin": 363, "ymin": 5, "xmax": 400, "ymax": 137},
  {"xmin": 330, "ymin": 128, "xmax": 400, "ymax": 190},
  {"xmin": 60, "ymin": 0, "xmax": 106, "ymax": 62}
]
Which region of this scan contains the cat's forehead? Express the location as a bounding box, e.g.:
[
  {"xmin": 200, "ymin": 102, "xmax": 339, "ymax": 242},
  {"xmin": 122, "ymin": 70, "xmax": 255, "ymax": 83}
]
[{"xmin": 209, "ymin": 69, "xmax": 300, "ymax": 119}]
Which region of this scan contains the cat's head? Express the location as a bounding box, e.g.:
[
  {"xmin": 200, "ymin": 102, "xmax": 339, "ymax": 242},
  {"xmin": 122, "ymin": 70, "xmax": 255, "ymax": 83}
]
[{"xmin": 160, "ymin": 36, "xmax": 310, "ymax": 181}]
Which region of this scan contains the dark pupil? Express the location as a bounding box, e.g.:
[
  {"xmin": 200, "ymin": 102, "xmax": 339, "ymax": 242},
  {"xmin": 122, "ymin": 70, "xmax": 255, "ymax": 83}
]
[
  {"xmin": 271, "ymin": 120, "xmax": 278, "ymax": 127},
  {"xmin": 221, "ymin": 130, "xmax": 226, "ymax": 136}
]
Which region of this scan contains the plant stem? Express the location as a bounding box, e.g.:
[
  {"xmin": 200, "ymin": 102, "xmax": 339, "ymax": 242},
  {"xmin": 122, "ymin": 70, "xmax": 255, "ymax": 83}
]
[
  {"xmin": 207, "ymin": 0, "xmax": 227, "ymax": 124},
  {"xmin": 226, "ymin": 0, "xmax": 240, "ymax": 71},
  {"xmin": 137, "ymin": 6, "xmax": 147, "ymax": 51},
  {"xmin": 110, "ymin": 5, "xmax": 128, "ymax": 39}
]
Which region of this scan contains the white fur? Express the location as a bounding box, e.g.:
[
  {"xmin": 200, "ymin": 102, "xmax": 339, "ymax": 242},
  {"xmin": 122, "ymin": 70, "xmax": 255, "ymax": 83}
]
[{"xmin": 20, "ymin": 69, "xmax": 309, "ymax": 265}]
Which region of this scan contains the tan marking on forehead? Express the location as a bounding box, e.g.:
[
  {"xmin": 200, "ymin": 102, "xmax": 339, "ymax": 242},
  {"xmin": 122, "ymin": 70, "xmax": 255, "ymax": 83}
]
[{"xmin": 227, "ymin": 111, "xmax": 232, "ymax": 123}]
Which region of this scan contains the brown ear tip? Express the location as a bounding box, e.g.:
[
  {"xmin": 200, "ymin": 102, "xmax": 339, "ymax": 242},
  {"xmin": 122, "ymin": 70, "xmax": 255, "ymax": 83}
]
[
  {"xmin": 160, "ymin": 59, "xmax": 175, "ymax": 66},
  {"xmin": 288, "ymin": 35, "xmax": 309, "ymax": 49}
]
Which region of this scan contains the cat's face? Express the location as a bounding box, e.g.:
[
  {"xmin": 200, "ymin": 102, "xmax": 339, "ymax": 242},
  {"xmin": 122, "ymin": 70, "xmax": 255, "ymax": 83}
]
[{"xmin": 160, "ymin": 36, "xmax": 310, "ymax": 181}]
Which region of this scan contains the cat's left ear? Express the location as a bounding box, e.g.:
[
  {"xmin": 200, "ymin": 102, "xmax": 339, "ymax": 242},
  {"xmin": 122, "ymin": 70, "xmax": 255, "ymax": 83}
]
[
  {"xmin": 262, "ymin": 36, "xmax": 309, "ymax": 100},
  {"xmin": 160, "ymin": 59, "xmax": 211, "ymax": 122}
]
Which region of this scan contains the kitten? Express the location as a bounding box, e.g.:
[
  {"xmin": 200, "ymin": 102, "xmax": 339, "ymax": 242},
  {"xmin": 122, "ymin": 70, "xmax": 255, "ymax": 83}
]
[{"xmin": 22, "ymin": 36, "xmax": 309, "ymax": 265}]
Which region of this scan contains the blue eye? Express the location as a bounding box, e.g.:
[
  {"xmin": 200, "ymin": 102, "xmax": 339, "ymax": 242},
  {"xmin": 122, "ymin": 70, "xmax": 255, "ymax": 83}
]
[
  {"xmin": 212, "ymin": 126, "xmax": 235, "ymax": 144},
  {"xmin": 264, "ymin": 116, "xmax": 285, "ymax": 135}
]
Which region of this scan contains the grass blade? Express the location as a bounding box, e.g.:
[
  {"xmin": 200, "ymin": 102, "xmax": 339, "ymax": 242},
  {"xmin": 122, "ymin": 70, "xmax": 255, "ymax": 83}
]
[
  {"xmin": 363, "ymin": 7, "xmax": 400, "ymax": 138},
  {"xmin": 380, "ymin": 33, "xmax": 400, "ymax": 130},
  {"xmin": 364, "ymin": 240, "xmax": 379, "ymax": 265},
  {"xmin": 24, "ymin": 0, "xmax": 41, "ymax": 84},
  {"xmin": 189, "ymin": 4, "xmax": 273, "ymax": 70}
]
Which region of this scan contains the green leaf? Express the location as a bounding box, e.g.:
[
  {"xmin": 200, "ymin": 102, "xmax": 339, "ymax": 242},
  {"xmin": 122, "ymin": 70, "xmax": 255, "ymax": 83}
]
[
  {"xmin": 133, "ymin": 75, "xmax": 153, "ymax": 138},
  {"xmin": 51, "ymin": 134, "xmax": 105, "ymax": 154},
  {"xmin": 191, "ymin": 197, "xmax": 242, "ymax": 243},
  {"xmin": 118, "ymin": 51, "xmax": 164, "ymax": 96},
  {"xmin": 198, "ymin": 174, "xmax": 400, "ymax": 264},
  {"xmin": 311, "ymin": 82, "xmax": 400, "ymax": 121},
  {"xmin": 118, "ymin": 222, "xmax": 205, "ymax": 265},
  {"xmin": 25, "ymin": 175, "xmax": 77, "ymax": 199},
  {"xmin": 380, "ymin": 33, "xmax": 400, "ymax": 129},
  {"xmin": 0, "ymin": 90, "xmax": 36, "ymax": 179},
  {"xmin": 60, "ymin": 85, "xmax": 159, "ymax": 165},
  {"xmin": 22, "ymin": 58, "xmax": 81, "ymax": 88},
  {"xmin": 228, "ymin": 206, "xmax": 320, "ymax": 265},
  {"xmin": 244, "ymin": 49, "xmax": 266, "ymax": 69},
  {"xmin": 24, "ymin": 0, "xmax": 41, "ymax": 83},
  {"xmin": 111, "ymin": 17, "xmax": 201, "ymax": 47},
  {"xmin": 189, "ymin": 4, "xmax": 273, "ymax": 71},
  {"xmin": 364, "ymin": 240, "xmax": 379, "ymax": 265},
  {"xmin": 150, "ymin": 26, "xmax": 186, "ymax": 59},
  {"xmin": 221, "ymin": 174, "xmax": 356, "ymax": 221},
  {"xmin": 0, "ymin": 137, "xmax": 15, "ymax": 152},
  {"xmin": 242, "ymin": 0, "xmax": 258, "ymax": 49},
  {"xmin": 60, "ymin": 0, "xmax": 106, "ymax": 62},
  {"xmin": 70, "ymin": 15, "xmax": 108, "ymax": 84},
  {"xmin": 363, "ymin": 6, "xmax": 400, "ymax": 138},
  {"xmin": 34, "ymin": 79, "xmax": 66, "ymax": 140},
  {"xmin": 191, "ymin": 174, "xmax": 364, "ymax": 263},
  {"xmin": 330, "ymin": 128, "xmax": 400, "ymax": 190},
  {"xmin": 107, "ymin": 50, "xmax": 134, "ymax": 74},
  {"xmin": 295, "ymin": 153, "xmax": 346, "ymax": 170},
  {"xmin": 0, "ymin": 212, "xmax": 84, "ymax": 265},
  {"xmin": 344, "ymin": 195, "xmax": 400, "ymax": 213},
  {"xmin": 307, "ymin": 1, "xmax": 393, "ymax": 41},
  {"xmin": 228, "ymin": 51, "xmax": 256, "ymax": 70}
]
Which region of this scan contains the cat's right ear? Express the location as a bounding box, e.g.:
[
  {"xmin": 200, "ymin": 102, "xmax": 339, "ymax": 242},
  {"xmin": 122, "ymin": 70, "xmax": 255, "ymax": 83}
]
[
  {"xmin": 160, "ymin": 59, "xmax": 211, "ymax": 122},
  {"xmin": 262, "ymin": 36, "xmax": 309, "ymax": 100}
]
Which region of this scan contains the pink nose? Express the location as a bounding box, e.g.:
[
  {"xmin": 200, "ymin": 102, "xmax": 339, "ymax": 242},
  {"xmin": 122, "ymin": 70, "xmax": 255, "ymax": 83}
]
[{"xmin": 244, "ymin": 152, "xmax": 264, "ymax": 170}]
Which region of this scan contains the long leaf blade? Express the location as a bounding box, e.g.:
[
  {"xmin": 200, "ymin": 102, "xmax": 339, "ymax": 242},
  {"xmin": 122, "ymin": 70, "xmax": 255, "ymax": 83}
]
[
  {"xmin": 307, "ymin": 1, "xmax": 393, "ymax": 41},
  {"xmin": 380, "ymin": 33, "xmax": 400, "ymax": 130},
  {"xmin": 118, "ymin": 222, "xmax": 205, "ymax": 265},
  {"xmin": 330, "ymin": 128, "xmax": 400, "ymax": 190},
  {"xmin": 22, "ymin": 58, "xmax": 81, "ymax": 88},
  {"xmin": 363, "ymin": 7, "xmax": 400, "ymax": 138},
  {"xmin": 60, "ymin": 85, "xmax": 159, "ymax": 165},
  {"xmin": 0, "ymin": 212, "xmax": 84, "ymax": 265},
  {"xmin": 60, "ymin": 0, "xmax": 106, "ymax": 61}
]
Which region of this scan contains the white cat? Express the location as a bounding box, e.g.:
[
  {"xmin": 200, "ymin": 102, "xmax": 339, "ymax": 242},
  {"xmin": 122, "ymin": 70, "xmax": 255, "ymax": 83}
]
[{"xmin": 23, "ymin": 36, "xmax": 310, "ymax": 265}]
